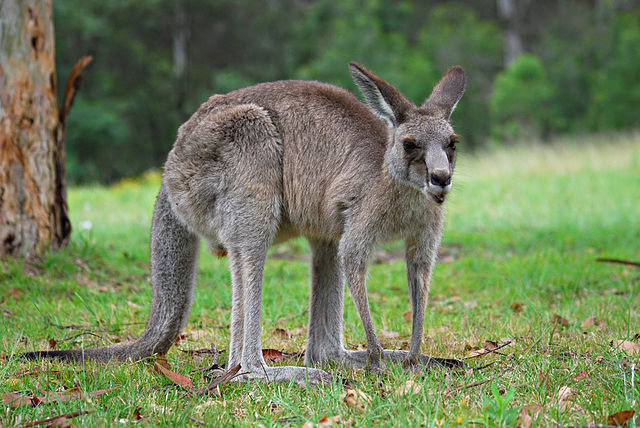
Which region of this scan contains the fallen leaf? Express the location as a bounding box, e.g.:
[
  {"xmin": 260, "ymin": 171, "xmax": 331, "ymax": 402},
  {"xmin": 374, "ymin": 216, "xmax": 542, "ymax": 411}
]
[
  {"xmin": 611, "ymin": 340, "xmax": 640, "ymax": 355},
  {"xmin": 394, "ymin": 380, "xmax": 422, "ymax": 396},
  {"xmin": 24, "ymin": 410, "xmax": 92, "ymax": 427},
  {"xmin": 556, "ymin": 386, "xmax": 573, "ymax": 412},
  {"xmin": 303, "ymin": 415, "xmax": 343, "ymax": 427},
  {"xmin": 575, "ymin": 371, "xmax": 590, "ymax": 381},
  {"xmin": 3, "ymin": 392, "xmax": 42, "ymax": 408},
  {"xmin": 262, "ymin": 349, "xmax": 291, "ymax": 362},
  {"xmin": 456, "ymin": 343, "xmax": 472, "ymax": 353},
  {"xmin": 469, "ymin": 347, "xmax": 486, "ymax": 357},
  {"xmin": 266, "ymin": 400, "xmax": 281, "ymax": 411},
  {"xmin": 607, "ymin": 409, "xmax": 635, "ymax": 426},
  {"xmin": 342, "ymin": 388, "xmax": 371, "ymax": 411},
  {"xmin": 580, "ymin": 316, "xmax": 606, "ymax": 328},
  {"xmin": 132, "ymin": 407, "xmax": 143, "ymax": 421},
  {"xmin": 551, "ymin": 314, "xmax": 569, "ymax": 327},
  {"xmin": 403, "ymin": 311, "xmax": 412, "ymax": 323},
  {"xmin": 3, "ymin": 387, "xmax": 118, "ymax": 408},
  {"xmin": 518, "ymin": 404, "xmax": 543, "ymax": 428},
  {"xmin": 153, "ymin": 356, "xmax": 171, "ymax": 370},
  {"xmin": 174, "ymin": 333, "xmax": 189, "ymax": 343},
  {"xmin": 153, "ymin": 362, "xmax": 194, "ymax": 391},
  {"xmin": 127, "ymin": 301, "xmax": 142, "ymax": 309},
  {"xmin": 483, "ymin": 340, "xmax": 499, "ymax": 351},
  {"xmin": 511, "ymin": 302, "xmax": 523, "ymax": 313}
]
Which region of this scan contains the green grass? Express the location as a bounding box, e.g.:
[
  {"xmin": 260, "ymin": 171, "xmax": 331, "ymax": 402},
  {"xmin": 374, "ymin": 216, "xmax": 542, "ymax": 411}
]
[{"xmin": 2, "ymin": 134, "xmax": 639, "ymax": 427}]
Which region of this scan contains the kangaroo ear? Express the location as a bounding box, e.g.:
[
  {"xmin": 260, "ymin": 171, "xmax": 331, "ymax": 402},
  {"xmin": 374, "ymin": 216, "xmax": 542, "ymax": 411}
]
[
  {"xmin": 423, "ymin": 66, "xmax": 466, "ymax": 120},
  {"xmin": 349, "ymin": 62, "xmax": 412, "ymax": 127}
]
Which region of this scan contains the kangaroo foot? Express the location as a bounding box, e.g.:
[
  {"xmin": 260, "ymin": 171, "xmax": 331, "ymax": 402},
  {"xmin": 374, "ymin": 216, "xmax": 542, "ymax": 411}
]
[
  {"xmin": 333, "ymin": 349, "xmax": 464, "ymax": 370},
  {"xmin": 232, "ymin": 365, "xmax": 334, "ymax": 387}
]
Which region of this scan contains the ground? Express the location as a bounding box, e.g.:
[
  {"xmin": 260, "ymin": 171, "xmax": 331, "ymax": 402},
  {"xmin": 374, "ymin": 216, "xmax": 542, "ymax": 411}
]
[{"xmin": 1, "ymin": 134, "xmax": 639, "ymax": 426}]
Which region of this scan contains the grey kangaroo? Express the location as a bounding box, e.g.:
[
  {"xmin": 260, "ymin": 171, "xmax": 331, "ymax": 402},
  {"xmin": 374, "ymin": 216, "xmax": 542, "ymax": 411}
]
[{"xmin": 24, "ymin": 62, "xmax": 466, "ymax": 386}]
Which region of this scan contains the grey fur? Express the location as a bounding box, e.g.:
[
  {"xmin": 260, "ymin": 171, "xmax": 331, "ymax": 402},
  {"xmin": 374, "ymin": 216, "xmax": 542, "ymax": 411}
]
[{"xmin": 23, "ymin": 62, "xmax": 465, "ymax": 385}]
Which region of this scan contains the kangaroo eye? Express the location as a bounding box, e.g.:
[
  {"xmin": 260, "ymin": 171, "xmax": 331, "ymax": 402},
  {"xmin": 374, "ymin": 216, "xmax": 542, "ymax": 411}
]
[
  {"xmin": 448, "ymin": 133, "xmax": 459, "ymax": 150},
  {"xmin": 402, "ymin": 138, "xmax": 418, "ymax": 153}
]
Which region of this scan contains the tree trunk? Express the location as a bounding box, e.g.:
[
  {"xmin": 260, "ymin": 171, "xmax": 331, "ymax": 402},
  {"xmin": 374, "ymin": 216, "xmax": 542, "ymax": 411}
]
[
  {"xmin": 497, "ymin": 0, "xmax": 527, "ymax": 66},
  {"xmin": 173, "ymin": 0, "xmax": 189, "ymax": 119},
  {"xmin": 0, "ymin": 0, "xmax": 83, "ymax": 257}
]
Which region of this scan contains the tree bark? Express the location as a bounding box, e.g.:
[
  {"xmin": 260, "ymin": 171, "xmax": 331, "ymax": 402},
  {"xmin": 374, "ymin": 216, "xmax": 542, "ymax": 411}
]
[
  {"xmin": 173, "ymin": 0, "xmax": 189, "ymax": 118},
  {"xmin": 0, "ymin": 0, "xmax": 80, "ymax": 257},
  {"xmin": 497, "ymin": 0, "xmax": 527, "ymax": 66}
]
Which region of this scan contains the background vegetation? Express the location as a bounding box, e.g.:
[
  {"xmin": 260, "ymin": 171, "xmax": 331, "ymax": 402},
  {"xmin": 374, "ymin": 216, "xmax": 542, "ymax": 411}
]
[
  {"xmin": 2, "ymin": 136, "xmax": 638, "ymax": 426},
  {"xmin": 54, "ymin": 0, "xmax": 640, "ymax": 183}
]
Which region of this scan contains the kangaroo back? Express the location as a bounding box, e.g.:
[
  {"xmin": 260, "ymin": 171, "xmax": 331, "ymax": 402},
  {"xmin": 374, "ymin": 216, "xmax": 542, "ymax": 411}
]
[{"xmin": 22, "ymin": 186, "xmax": 199, "ymax": 361}]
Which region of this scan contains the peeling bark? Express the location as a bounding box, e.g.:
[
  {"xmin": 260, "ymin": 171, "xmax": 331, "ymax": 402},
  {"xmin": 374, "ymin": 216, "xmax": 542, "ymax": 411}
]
[{"xmin": 0, "ymin": 0, "xmax": 88, "ymax": 257}]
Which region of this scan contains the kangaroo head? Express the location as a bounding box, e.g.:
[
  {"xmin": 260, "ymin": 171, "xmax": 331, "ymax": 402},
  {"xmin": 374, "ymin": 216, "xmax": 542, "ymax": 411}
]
[{"xmin": 349, "ymin": 62, "xmax": 466, "ymax": 204}]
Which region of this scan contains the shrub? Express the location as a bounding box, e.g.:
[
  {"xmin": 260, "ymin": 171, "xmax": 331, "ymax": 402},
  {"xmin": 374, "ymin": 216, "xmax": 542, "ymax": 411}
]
[{"xmin": 490, "ymin": 54, "xmax": 552, "ymax": 142}]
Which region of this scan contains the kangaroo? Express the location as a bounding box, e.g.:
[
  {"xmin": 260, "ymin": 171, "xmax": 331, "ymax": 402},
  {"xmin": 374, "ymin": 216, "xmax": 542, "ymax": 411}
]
[{"xmin": 23, "ymin": 62, "xmax": 465, "ymax": 386}]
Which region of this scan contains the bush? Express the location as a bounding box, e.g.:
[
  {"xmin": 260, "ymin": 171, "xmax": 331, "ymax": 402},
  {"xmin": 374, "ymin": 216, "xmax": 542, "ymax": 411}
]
[
  {"xmin": 417, "ymin": 4, "xmax": 502, "ymax": 148},
  {"xmin": 587, "ymin": 11, "xmax": 640, "ymax": 130},
  {"xmin": 490, "ymin": 54, "xmax": 552, "ymax": 142}
]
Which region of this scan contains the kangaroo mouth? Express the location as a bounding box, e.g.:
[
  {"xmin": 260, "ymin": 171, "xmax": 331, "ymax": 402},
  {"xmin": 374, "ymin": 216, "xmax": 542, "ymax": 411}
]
[{"xmin": 430, "ymin": 193, "xmax": 446, "ymax": 204}]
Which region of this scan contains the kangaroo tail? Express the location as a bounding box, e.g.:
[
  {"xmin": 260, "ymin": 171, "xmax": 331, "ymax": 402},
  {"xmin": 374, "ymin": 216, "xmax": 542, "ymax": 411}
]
[{"xmin": 22, "ymin": 185, "xmax": 200, "ymax": 362}]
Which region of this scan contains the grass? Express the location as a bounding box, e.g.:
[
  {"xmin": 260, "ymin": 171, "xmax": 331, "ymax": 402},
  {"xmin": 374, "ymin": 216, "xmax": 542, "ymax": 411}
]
[{"xmin": 1, "ymin": 134, "xmax": 639, "ymax": 427}]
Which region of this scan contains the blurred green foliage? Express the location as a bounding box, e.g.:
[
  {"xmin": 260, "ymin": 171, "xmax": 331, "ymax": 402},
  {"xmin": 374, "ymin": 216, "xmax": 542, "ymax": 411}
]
[
  {"xmin": 52, "ymin": 0, "xmax": 640, "ymax": 183},
  {"xmin": 588, "ymin": 9, "xmax": 640, "ymax": 130},
  {"xmin": 490, "ymin": 54, "xmax": 552, "ymax": 141}
]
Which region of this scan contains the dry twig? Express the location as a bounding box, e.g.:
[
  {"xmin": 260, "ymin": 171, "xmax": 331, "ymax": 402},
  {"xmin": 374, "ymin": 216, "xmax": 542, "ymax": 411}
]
[
  {"xmin": 197, "ymin": 364, "xmax": 243, "ymax": 395},
  {"xmin": 463, "ymin": 340, "xmax": 513, "ymax": 360},
  {"xmin": 596, "ymin": 258, "xmax": 640, "ymax": 268}
]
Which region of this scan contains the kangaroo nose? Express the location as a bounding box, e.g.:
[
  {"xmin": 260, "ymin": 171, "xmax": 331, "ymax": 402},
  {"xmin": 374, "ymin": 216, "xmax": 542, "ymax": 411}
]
[{"xmin": 430, "ymin": 170, "xmax": 451, "ymax": 187}]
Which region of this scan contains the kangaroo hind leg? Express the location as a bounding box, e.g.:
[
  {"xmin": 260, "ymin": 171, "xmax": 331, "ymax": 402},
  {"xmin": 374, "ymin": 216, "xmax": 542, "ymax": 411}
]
[
  {"xmin": 190, "ymin": 103, "xmax": 332, "ymax": 386},
  {"xmin": 227, "ymin": 240, "xmax": 332, "ymax": 387},
  {"xmin": 220, "ymin": 212, "xmax": 332, "ymax": 386}
]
